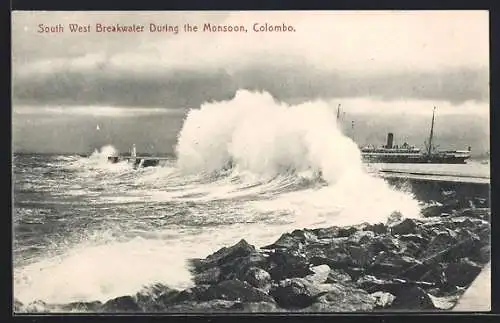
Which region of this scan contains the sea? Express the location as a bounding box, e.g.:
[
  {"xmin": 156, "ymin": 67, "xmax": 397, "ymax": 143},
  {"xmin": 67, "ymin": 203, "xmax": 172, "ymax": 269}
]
[{"xmin": 12, "ymin": 92, "xmax": 490, "ymax": 308}]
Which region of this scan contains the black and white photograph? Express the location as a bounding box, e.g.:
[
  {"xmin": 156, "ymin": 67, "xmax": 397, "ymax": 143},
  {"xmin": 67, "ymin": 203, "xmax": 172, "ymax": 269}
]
[{"xmin": 12, "ymin": 10, "xmax": 490, "ymax": 313}]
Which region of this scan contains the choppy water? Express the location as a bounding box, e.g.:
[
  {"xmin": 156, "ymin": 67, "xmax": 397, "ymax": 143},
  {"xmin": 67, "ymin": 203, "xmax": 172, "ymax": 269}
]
[{"xmin": 12, "ymin": 90, "xmax": 489, "ymax": 308}]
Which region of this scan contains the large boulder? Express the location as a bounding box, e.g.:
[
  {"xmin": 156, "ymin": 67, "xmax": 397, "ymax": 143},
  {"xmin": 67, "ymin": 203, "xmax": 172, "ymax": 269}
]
[
  {"xmin": 190, "ymin": 239, "xmax": 256, "ymax": 272},
  {"xmin": 421, "ymin": 204, "xmax": 447, "ymax": 218},
  {"xmin": 270, "ymin": 277, "xmax": 329, "ymax": 309},
  {"xmin": 336, "ymin": 226, "xmax": 358, "ymax": 238},
  {"xmin": 265, "ymin": 250, "xmax": 314, "ymax": 281},
  {"xmin": 262, "ymin": 229, "xmax": 319, "ymax": 251},
  {"xmin": 193, "ymin": 267, "xmax": 222, "ymax": 285},
  {"xmin": 242, "ymin": 267, "xmax": 272, "ymax": 291},
  {"xmin": 421, "ymin": 230, "xmax": 458, "ymax": 259},
  {"xmin": 198, "ymin": 279, "xmax": 275, "ymax": 303},
  {"xmin": 390, "ymin": 218, "xmax": 419, "ymax": 236},
  {"xmin": 443, "ymin": 259, "xmax": 483, "ymax": 288},
  {"xmin": 390, "ymin": 286, "xmax": 435, "ymax": 310},
  {"xmin": 368, "ymin": 252, "xmax": 425, "ymax": 279},
  {"xmin": 172, "ymin": 285, "xmax": 211, "ymax": 303},
  {"xmin": 100, "ymin": 296, "xmax": 142, "ymax": 312},
  {"xmin": 363, "ymin": 223, "xmax": 388, "ymax": 235},
  {"xmin": 302, "ymin": 283, "xmax": 376, "ymax": 312},
  {"xmin": 134, "ymin": 283, "xmax": 181, "ymax": 311},
  {"xmin": 219, "ymin": 252, "xmax": 268, "ymax": 281}
]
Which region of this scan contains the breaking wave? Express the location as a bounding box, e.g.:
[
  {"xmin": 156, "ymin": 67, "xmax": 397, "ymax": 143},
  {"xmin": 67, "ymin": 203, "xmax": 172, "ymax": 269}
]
[{"xmin": 14, "ymin": 90, "xmax": 421, "ymax": 309}]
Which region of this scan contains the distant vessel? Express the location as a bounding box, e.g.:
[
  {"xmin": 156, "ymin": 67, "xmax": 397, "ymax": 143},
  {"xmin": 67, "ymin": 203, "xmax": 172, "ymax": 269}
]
[{"xmin": 358, "ymin": 107, "xmax": 471, "ymax": 164}]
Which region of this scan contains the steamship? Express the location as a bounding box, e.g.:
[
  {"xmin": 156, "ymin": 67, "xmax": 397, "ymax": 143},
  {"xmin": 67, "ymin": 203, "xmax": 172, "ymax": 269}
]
[{"xmin": 359, "ymin": 107, "xmax": 471, "ymax": 164}]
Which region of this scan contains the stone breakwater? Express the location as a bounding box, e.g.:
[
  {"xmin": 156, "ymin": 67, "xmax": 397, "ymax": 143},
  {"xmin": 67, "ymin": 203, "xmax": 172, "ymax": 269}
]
[{"xmin": 15, "ymin": 202, "xmax": 490, "ymax": 313}]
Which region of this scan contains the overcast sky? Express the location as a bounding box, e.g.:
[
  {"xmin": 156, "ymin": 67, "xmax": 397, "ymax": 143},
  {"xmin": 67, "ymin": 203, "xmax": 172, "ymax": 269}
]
[{"xmin": 12, "ymin": 11, "xmax": 490, "ymax": 153}]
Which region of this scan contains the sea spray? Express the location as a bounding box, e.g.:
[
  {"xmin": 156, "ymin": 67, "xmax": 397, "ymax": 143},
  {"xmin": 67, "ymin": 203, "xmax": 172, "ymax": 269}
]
[
  {"xmin": 176, "ymin": 90, "xmax": 420, "ymax": 224},
  {"xmin": 176, "ymin": 90, "xmax": 362, "ymax": 184},
  {"xmin": 67, "ymin": 145, "xmax": 131, "ymax": 173}
]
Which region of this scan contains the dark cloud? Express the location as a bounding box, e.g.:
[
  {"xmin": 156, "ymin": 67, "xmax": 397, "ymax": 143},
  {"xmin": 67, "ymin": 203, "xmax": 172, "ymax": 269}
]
[{"xmin": 13, "ymin": 63, "xmax": 488, "ymax": 108}]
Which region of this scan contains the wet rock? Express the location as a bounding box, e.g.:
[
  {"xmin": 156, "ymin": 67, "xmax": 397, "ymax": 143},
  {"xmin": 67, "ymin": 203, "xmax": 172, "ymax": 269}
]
[
  {"xmin": 454, "ymin": 208, "xmax": 490, "ymax": 221},
  {"xmin": 243, "ymin": 267, "xmax": 271, "ymax": 291},
  {"xmin": 101, "ymin": 296, "xmax": 142, "ymax": 312},
  {"xmin": 305, "ymin": 265, "xmax": 331, "ymax": 284},
  {"xmin": 200, "ymin": 279, "xmax": 275, "ymax": 303},
  {"xmin": 363, "ymin": 223, "xmax": 388, "ymax": 235},
  {"xmin": 390, "ymin": 218, "xmax": 419, "ymax": 235},
  {"xmin": 478, "ymin": 245, "xmax": 491, "ymax": 263},
  {"xmin": 371, "ymin": 291, "xmax": 396, "ymax": 308},
  {"xmin": 302, "ymin": 283, "xmax": 376, "ymax": 312},
  {"xmin": 262, "ymin": 229, "xmax": 319, "ymax": 251},
  {"xmin": 348, "ymin": 230, "xmax": 376, "ymax": 245},
  {"xmin": 399, "ymin": 233, "xmax": 429, "ymax": 246},
  {"xmin": 421, "ymin": 230, "xmax": 458, "ymax": 259},
  {"xmin": 343, "ymin": 267, "xmax": 366, "ymax": 281},
  {"xmin": 191, "ymin": 239, "xmax": 256, "ymax": 272},
  {"xmin": 173, "ymin": 285, "xmax": 211, "ymax": 303},
  {"xmin": 134, "ymin": 284, "xmax": 181, "ymax": 311},
  {"xmin": 366, "ymin": 236, "xmax": 401, "ymax": 255},
  {"xmin": 390, "ymin": 286, "xmax": 435, "ymax": 310},
  {"xmin": 439, "ymin": 217, "xmax": 488, "ymax": 233},
  {"xmin": 262, "ymin": 233, "xmax": 302, "ymax": 251},
  {"xmin": 422, "ymin": 204, "xmax": 446, "ymax": 218},
  {"xmin": 443, "ymin": 259, "xmax": 482, "ymax": 288},
  {"xmin": 270, "ymin": 277, "xmax": 329, "ymax": 309},
  {"xmin": 312, "ymin": 226, "xmax": 341, "ymax": 239},
  {"xmin": 265, "ymin": 250, "xmax": 314, "ymax": 281},
  {"xmin": 349, "ymin": 245, "xmax": 375, "ymax": 267},
  {"xmin": 305, "ymin": 243, "xmax": 356, "ymax": 270},
  {"xmin": 194, "ymin": 267, "xmax": 222, "ymax": 285},
  {"xmin": 368, "ymin": 252, "xmax": 425, "ymax": 279},
  {"xmin": 325, "ymin": 269, "xmax": 352, "ymax": 284},
  {"xmin": 219, "ymin": 252, "xmax": 269, "ymax": 281},
  {"xmin": 414, "ymin": 263, "xmax": 446, "ymax": 285},
  {"xmin": 337, "ymin": 226, "xmax": 358, "ymax": 238}
]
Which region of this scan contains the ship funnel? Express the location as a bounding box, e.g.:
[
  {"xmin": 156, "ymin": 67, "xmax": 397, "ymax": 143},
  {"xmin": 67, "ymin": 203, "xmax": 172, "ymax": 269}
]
[{"xmin": 386, "ymin": 133, "xmax": 394, "ymax": 149}]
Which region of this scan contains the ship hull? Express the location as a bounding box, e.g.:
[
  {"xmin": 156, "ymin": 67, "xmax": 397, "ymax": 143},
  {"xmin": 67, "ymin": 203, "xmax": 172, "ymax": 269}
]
[{"xmin": 362, "ymin": 155, "xmax": 469, "ymax": 164}]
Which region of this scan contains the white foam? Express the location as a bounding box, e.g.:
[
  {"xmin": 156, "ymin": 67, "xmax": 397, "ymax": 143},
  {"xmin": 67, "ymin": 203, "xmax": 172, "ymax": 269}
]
[{"xmin": 14, "ymin": 90, "xmax": 421, "ymax": 307}]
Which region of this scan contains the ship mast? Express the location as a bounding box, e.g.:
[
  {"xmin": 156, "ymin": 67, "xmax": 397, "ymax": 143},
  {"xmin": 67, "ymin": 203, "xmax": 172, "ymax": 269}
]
[{"xmin": 427, "ymin": 107, "xmax": 436, "ymax": 156}]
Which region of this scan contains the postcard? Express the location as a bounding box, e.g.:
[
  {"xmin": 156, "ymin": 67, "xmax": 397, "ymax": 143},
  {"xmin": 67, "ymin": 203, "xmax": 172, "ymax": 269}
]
[{"xmin": 12, "ymin": 10, "xmax": 490, "ymax": 313}]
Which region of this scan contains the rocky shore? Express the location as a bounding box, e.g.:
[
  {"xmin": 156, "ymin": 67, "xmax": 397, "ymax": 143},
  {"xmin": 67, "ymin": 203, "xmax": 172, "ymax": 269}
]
[{"xmin": 15, "ymin": 189, "xmax": 490, "ymax": 313}]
